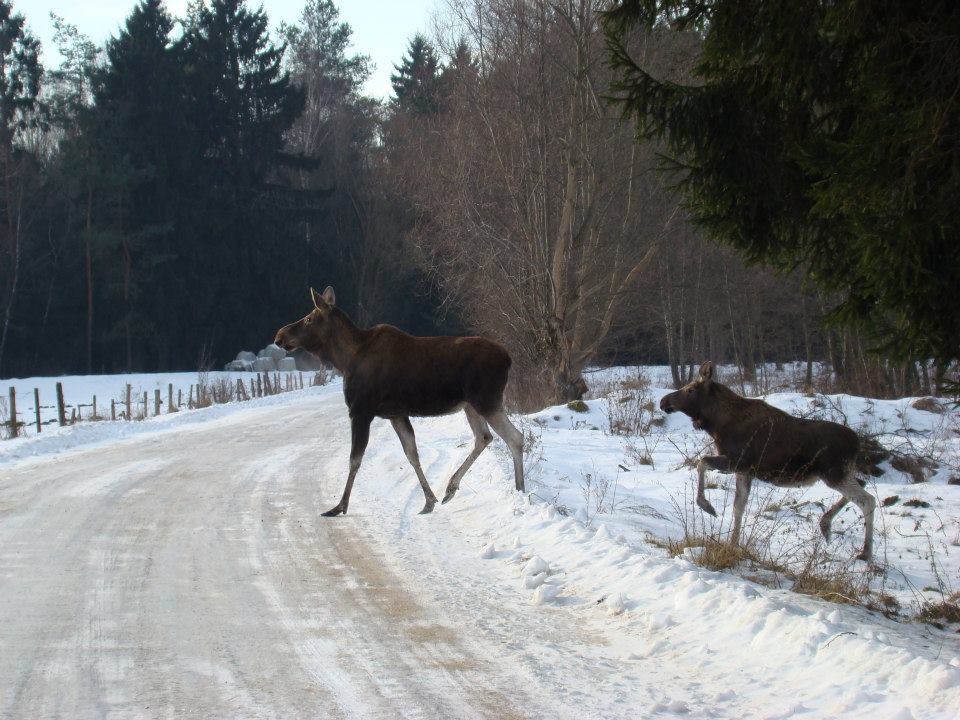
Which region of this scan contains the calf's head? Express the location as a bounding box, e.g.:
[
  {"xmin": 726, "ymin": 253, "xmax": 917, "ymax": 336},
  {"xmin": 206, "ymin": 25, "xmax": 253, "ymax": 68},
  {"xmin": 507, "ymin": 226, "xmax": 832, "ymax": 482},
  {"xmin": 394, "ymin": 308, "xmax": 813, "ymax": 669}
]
[
  {"xmin": 274, "ymin": 286, "xmax": 338, "ymax": 356},
  {"xmin": 659, "ymin": 362, "xmax": 715, "ymax": 419}
]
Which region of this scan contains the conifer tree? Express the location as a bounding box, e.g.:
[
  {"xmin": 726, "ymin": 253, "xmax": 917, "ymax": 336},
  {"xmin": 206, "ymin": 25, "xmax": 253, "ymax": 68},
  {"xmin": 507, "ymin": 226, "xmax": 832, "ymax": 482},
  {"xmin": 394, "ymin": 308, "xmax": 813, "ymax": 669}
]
[
  {"xmin": 0, "ymin": 0, "xmax": 40, "ymax": 373},
  {"xmin": 283, "ymin": 0, "xmax": 370, "ymax": 109},
  {"xmin": 390, "ymin": 34, "xmax": 441, "ymax": 115},
  {"xmin": 438, "ymin": 39, "xmax": 478, "ymax": 107},
  {"xmin": 605, "ymin": 0, "xmax": 960, "ymax": 370},
  {"xmin": 178, "ymin": 0, "xmax": 305, "ymax": 361},
  {"xmin": 88, "ymin": 0, "xmax": 183, "ymax": 369}
]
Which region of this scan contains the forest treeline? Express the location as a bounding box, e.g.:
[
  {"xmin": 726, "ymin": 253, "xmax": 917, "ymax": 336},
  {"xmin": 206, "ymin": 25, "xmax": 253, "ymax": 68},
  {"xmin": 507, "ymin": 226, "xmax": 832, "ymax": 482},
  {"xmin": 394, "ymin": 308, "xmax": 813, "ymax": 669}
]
[{"xmin": 0, "ymin": 0, "xmax": 955, "ymax": 407}]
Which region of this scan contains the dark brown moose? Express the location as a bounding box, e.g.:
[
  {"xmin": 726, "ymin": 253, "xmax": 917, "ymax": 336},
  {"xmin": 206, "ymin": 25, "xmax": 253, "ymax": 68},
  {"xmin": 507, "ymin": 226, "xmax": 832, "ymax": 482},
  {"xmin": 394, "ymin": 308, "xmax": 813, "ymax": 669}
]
[
  {"xmin": 274, "ymin": 286, "xmax": 525, "ymax": 516},
  {"xmin": 659, "ymin": 362, "xmax": 876, "ymax": 561}
]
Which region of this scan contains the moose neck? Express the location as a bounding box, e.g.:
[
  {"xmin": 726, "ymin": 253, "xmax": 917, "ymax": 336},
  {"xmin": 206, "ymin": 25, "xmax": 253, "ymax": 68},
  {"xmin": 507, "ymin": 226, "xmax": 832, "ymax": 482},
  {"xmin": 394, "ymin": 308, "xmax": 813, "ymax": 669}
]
[
  {"xmin": 695, "ymin": 383, "xmax": 742, "ymax": 434},
  {"xmin": 320, "ymin": 309, "xmax": 367, "ymax": 376}
]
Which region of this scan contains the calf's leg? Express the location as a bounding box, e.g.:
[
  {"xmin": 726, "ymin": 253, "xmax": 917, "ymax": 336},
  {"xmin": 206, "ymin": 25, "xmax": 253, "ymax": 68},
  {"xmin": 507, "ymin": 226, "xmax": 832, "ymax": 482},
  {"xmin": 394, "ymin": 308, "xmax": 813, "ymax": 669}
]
[
  {"xmin": 730, "ymin": 472, "xmax": 753, "ymax": 545},
  {"xmin": 830, "ymin": 472, "xmax": 876, "ymax": 561},
  {"xmin": 322, "ymin": 414, "xmax": 371, "ymax": 517},
  {"xmin": 485, "ymin": 408, "xmax": 525, "ymax": 493},
  {"xmin": 441, "ymin": 406, "xmax": 493, "ymax": 505},
  {"xmin": 391, "ymin": 416, "xmax": 438, "ymax": 514}
]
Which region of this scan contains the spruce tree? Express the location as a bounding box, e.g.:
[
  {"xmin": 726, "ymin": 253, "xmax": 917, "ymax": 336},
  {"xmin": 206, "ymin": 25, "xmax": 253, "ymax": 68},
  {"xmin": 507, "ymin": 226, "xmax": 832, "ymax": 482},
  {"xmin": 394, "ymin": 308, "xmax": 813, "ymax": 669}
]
[
  {"xmin": 605, "ymin": 0, "xmax": 960, "ymax": 370},
  {"xmin": 88, "ymin": 0, "xmax": 183, "ymax": 369},
  {"xmin": 391, "ymin": 34, "xmax": 441, "ymax": 114},
  {"xmin": 179, "ymin": 0, "xmax": 305, "ymax": 363},
  {"xmin": 439, "ymin": 39, "xmax": 478, "ymax": 107},
  {"xmin": 0, "ymin": 0, "xmax": 40, "ymax": 151}
]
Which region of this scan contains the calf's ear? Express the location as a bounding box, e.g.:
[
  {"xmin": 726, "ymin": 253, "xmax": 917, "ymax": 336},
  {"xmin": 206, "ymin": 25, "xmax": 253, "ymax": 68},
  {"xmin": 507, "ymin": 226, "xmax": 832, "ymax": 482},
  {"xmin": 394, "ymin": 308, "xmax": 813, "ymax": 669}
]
[
  {"xmin": 699, "ymin": 361, "xmax": 714, "ymax": 382},
  {"xmin": 321, "ymin": 286, "xmax": 336, "ymax": 307}
]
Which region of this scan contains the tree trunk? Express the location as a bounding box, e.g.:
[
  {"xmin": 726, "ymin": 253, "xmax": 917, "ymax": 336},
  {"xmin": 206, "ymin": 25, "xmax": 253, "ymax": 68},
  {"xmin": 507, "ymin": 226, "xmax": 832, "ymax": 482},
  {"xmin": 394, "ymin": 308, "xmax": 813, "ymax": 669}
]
[{"xmin": 85, "ymin": 185, "xmax": 94, "ymax": 374}]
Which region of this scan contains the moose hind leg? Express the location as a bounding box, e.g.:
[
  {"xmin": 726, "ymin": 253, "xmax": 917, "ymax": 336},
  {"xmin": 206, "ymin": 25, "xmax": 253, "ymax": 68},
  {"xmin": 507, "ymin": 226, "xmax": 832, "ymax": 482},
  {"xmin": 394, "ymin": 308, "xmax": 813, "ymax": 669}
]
[
  {"xmin": 391, "ymin": 416, "xmax": 438, "ymax": 514},
  {"xmin": 730, "ymin": 472, "xmax": 753, "ymax": 545},
  {"xmin": 833, "ymin": 472, "xmax": 876, "ymax": 561},
  {"xmin": 442, "ymin": 406, "xmax": 492, "ymax": 505},
  {"xmin": 322, "ymin": 415, "xmax": 371, "ymax": 517},
  {"xmin": 485, "ymin": 409, "xmax": 525, "ymax": 493}
]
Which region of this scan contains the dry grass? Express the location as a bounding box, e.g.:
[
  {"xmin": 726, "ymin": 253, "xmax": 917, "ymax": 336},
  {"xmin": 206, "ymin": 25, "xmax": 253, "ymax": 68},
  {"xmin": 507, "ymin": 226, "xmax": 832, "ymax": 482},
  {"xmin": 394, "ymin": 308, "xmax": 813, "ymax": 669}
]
[
  {"xmin": 918, "ymin": 596, "xmax": 960, "ymax": 627},
  {"xmin": 659, "ymin": 536, "xmax": 757, "ymax": 572},
  {"xmin": 790, "ymin": 558, "xmax": 873, "ymax": 607}
]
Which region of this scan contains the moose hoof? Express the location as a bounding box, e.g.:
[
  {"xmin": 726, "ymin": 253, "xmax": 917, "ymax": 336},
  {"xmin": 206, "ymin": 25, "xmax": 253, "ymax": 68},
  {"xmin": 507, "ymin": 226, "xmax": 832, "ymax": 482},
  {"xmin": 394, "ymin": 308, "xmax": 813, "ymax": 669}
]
[
  {"xmin": 441, "ymin": 488, "xmax": 458, "ymax": 505},
  {"xmin": 419, "ymin": 501, "xmax": 436, "ymax": 515},
  {"xmin": 321, "ymin": 505, "xmax": 345, "ymax": 517},
  {"xmin": 855, "ymin": 550, "xmax": 872, "ymax": 563},
  {"xmin": 697, "ymin": 498, "xmax": 718, "ymax": 517}
]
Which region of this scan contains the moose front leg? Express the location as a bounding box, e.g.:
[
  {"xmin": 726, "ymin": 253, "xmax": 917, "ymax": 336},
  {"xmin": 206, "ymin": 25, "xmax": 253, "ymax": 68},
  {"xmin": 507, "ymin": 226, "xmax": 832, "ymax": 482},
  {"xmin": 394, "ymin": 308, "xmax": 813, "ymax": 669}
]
[
  {"xmin": 322, "ymin": 415, "xmax": 372, "ymax": 517},
  {"xmin": 695, "ymin": 455, "xmax": 731, "ymax": 517}
]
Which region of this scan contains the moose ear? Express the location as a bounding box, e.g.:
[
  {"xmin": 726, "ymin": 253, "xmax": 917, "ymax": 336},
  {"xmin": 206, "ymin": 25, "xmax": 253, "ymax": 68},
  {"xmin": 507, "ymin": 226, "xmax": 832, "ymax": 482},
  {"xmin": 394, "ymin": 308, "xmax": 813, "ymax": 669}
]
[
  {"xmin": 310, "ymin": 286, "xmax": 326, "ymax": 309},
  {"xmin": 699, "ymin": 361, "xmax": 714, "ymax": 382},
  {"xmin": 321, "ymin": 286, "xmax": 336, "ymax": 307}
]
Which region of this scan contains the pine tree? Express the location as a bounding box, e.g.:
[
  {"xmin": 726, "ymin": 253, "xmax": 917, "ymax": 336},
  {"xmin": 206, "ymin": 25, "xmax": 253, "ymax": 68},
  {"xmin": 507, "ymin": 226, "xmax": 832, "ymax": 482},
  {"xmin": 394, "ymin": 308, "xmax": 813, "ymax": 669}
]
[
  {"xmin": 605, "ymin": 0, "xmax": 960, "ymax": 370},
  {"xmin": 283, "ymin": 0, "xmax": 370, "ymax": 110},
  {"xmin": 0, "ymin": 0, "xmax": 41, "ymax": 373},
  {"xmin": 390, "ymin": 34, "xmax": 441, "ymax": 115}
]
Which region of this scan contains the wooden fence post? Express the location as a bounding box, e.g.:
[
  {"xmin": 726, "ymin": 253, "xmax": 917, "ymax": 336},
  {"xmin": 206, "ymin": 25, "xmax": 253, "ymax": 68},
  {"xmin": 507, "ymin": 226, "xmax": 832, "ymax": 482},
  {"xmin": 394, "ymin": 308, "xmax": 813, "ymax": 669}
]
[
  {"xmin": 34, "ymin": 388, "xmax": 41, "ymax": 433},
  {"xmin": 8, "ymin": 387, "xmax": 18, "ymax": 438},
  {"xmin": 256, "ymin": 375, "xmax": 263, "ymax": 397},
  {"xmin": 142, "ymin": 392, "xmax": 148, "ymax": 419},
  {"xmin": 168, "ymin": 384, "xmax": 175, "ymax": 413},
  {"xmin": 56, "ymin": 382, "xmax": 66, "ymax": 426},
  {"xmin": 125, "ymin": 384, "xmax": 132, "ymax": 421},
  {"xmin": 111, "ymin": 399, "xmax": 116, "ymax": 421},
  {"xmin": 92, "ymin": 395, "xmax": 97, "ymax": 420},
  {"xmin": 178, "ymin": 388, "xmax": 183, "ymax": 409},
  {"xmin": 154, "ymin": 389, "xmax": 161, "ymax": 416}
]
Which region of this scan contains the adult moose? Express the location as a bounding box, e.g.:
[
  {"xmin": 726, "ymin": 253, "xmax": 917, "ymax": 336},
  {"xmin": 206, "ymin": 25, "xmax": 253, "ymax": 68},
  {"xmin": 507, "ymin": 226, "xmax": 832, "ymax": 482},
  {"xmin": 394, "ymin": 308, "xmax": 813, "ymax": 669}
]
[
  {"xmin": 274, "ymin": 286, "xmax": 525, "ymax": 516},
  {"xmin": 659, "ymin": 362, "xmax": 876, "ymax": 560}
]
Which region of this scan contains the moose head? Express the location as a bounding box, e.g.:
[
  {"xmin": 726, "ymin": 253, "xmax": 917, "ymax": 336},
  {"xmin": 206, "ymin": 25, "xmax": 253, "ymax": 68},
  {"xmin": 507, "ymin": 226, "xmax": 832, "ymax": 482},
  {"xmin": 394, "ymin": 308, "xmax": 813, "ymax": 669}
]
[
  {"xmin": 274, "ymin": 286, "xmax": 339, "ymax": 358},
  {"xmin": 659, "ymin": 361, "xmax": 714, "ymax": 420}
]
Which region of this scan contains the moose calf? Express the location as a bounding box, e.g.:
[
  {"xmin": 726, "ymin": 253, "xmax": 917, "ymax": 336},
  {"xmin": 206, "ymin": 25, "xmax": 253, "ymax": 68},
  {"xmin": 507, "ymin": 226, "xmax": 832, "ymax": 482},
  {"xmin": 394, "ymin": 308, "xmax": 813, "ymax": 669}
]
[
  {"xmin": 659, "ymin": 362, "xmax": 875, "ymax": 560},
  {"xmin": 275, "ymin": 286, "xmax": 525, "ymax": 516}
]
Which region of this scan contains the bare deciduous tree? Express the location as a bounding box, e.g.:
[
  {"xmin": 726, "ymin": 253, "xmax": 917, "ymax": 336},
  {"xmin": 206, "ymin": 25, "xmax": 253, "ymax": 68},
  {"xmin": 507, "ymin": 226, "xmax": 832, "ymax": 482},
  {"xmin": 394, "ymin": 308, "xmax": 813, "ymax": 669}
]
[{"xmin": 392, "ymin": 0, "xmax": 688, "ymax": 407}]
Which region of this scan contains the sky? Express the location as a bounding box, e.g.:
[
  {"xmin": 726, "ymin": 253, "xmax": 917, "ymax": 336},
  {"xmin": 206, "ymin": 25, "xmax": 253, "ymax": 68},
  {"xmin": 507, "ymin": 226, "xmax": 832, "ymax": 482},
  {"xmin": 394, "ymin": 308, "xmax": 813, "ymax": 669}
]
[{"xmin": 20, "ymin": 0, "xmax": 439, "ymax": 102}]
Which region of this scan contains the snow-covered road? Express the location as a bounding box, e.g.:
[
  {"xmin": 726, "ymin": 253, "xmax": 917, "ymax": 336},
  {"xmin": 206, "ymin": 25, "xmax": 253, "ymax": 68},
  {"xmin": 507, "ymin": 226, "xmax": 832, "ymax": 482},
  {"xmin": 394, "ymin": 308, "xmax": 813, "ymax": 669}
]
[{"xmin": 0, "ymin": 394, "xmax": 582, "ymax": 718}]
